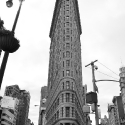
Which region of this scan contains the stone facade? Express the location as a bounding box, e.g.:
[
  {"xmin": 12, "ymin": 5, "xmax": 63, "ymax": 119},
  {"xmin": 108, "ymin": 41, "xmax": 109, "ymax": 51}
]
[{"xmin": 46, "ymin": 0, "xmax": 85, "ymax": 125}]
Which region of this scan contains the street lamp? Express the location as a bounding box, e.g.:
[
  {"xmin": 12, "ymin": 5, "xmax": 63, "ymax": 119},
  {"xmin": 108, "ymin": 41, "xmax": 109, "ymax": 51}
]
[
  {"xmin": 6, "ymin": 0, "xmax": 13, "ymax": 8},
  {"xmin": 0, "ymin": 0, "xmax": 25, "ymax": 89}
]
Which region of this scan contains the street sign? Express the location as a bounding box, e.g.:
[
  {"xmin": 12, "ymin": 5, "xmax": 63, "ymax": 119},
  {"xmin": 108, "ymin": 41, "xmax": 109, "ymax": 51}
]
[{"xmin": 83, "ymin": 105, "xmax": 90, "ymax": 113}]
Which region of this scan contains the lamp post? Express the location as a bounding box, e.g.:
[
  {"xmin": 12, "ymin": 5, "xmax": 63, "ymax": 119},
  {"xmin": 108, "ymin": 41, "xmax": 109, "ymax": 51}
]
[
  {"xmin": 0, "ymin": 0, "xmax": 25, "ymax": 89},
  {"xmin": 85, "ymin": 60, "xmax": 99, "ymax": 125},
  {"xmin": 85, "ymin": 60, "xmax": 125, "ymax": 125}
]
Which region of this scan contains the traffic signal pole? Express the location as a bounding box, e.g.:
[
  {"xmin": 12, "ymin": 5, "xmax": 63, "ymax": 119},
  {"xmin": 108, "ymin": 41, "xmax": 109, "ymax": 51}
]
[{"xmin": 85, "ymin": 60, "xmax": 99, "ymax": 125}]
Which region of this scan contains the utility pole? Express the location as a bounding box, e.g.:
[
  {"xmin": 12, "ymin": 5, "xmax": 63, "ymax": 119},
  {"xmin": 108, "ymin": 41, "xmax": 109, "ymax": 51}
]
[{"xmin": 85, "ymin": 60, "xmax": 99, "ymax": 125}]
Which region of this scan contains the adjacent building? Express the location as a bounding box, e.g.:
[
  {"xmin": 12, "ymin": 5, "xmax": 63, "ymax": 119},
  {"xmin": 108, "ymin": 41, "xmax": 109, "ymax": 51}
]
[
  {"xmin": 108, "ymin": 95, "xmax": 124, "ymax": 125},
  {"xmin": 4, "ymin": 85, "xmax": 20, "ymax": 99},
  {"xmin": 45, "ymin": 0, "xmax": 86, "ymax": 125},
  {"xmin": 0, "ymin": 96, "xmax": 17, "ymax": 125},
  {"xmin": 27, "ymin": 118, "xmax": 31, "ymax": 125},
  {"xmin": 100, "ymin": 115, "xmax": 109, "ymax": 125},
  {"xmin": 112, "ymin": 96, "xmax": 125, "ymax": 125},
  {"xmin": 16, "ymin": 90, "xmax": 30, "ymax": 125},
  {"xmin": 0, "ymin": 108, "xmax": 14, "ymax": 125},
  {"xmin": 4, "ymin": 84, "xmax": 30, "ymax": 125},
  {"xmin": 108, "ymin": 104, "xmax": 116, "ymax": 125},
  {"xmin": 38, "ymin": 86, "xmax": 47, "ymax": 125},
  {"xmin": 119, "ymin": 66, "xmax": 125, "ymax": 112}
]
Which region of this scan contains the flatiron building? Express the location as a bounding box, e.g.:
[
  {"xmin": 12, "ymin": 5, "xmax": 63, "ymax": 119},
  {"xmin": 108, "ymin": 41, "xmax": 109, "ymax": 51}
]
[{"xmin": 46, "ymin": 0, "xmax": 85, "ymax": 125}]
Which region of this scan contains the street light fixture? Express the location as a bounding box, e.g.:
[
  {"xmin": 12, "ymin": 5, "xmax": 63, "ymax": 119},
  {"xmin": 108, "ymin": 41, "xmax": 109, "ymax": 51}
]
[
  {"xmin": 6, "ymin": 0, "xmax": 13, "ymax": 8},
  {"xmin": 0, "ymin": 0, "xmax": 25, "ymax": 89}
]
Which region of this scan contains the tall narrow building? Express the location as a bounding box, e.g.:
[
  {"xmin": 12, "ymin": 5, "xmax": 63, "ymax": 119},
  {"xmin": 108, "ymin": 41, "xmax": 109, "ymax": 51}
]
[
  {"xmin": 38, "ymin": 86, "xmax": 47, "ymax": 125},
  {"xmin": 46, "ymin": 0, "xmax": 85, "ymax": 125},
  {"xmin": 16, "ymin": 90, "xmax": 30, "ymax": 125}
]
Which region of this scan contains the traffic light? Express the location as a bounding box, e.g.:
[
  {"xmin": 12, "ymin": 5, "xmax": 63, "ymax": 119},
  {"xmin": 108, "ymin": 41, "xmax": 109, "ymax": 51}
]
[{"xmin": 86, "ymin": 91, "xmax": 98, "ymax": 104}]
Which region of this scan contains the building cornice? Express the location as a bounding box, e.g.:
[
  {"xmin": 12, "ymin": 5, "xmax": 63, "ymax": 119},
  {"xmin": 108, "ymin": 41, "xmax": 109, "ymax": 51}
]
[{"xmin": 49, "ymin": 0, "xmax": 82, "ymax": 38}]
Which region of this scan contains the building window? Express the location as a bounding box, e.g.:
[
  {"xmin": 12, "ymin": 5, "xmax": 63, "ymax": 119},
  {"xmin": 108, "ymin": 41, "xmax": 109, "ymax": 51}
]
[
  {"xmin": 63, "ymin": 71, "xmax": 64, "ymax": 77},
  {"xmin": 66, "ymin": 15, "xmax": 69, "ymax": 18},
  {"xmin": 72, "ymin": 107, "xmax": 75, "ymax": 117},
  {"xmin": 71, "ymin": 44, "xmax": 72, "ymax": 49},
  {"xmin": 71, "ymin": 71, "xmax": 73, "ymax": 77},
  {"xmin": 57, "ymin": 111, "xmax": 59, "ymax": 119},
  {"xmin": 65, "ymin": 107, "xmax": 70, "ymax": 117},
  {"xmin": 66, "ymin": 60, "xmax": 70, "ymax": 67},
  {"xmin": 61, "ymin": 107, "xmax": 64, "ymax": 117},
  {"xmin": 63, "ymin": 37, "xmax": 65, "ymax": 41},
  {"xmin": 66, "ymin": 28, "xmax": 70, "ymax": 34},
  {"xmin": 71, "ymin": 61, "xmax": 73, "ymax": 67},
  {"xmin": 66, "ymin": 16, "xmax": 69, "ymax": 21},
  {"xmin": 62, "ymin": 94, "xmax": 64, "ymax": 102},
  {"xmin": 66, "ymin": 43, "xmax": 70, "ymax": 49},
  {"xmin": 62, "ymin": 82, "xmax": 64, "ymax": 89},
  {"xmin": 66, "ymin": 70, "xmax": 70, "ymax": 76},
  {"xmin": 72, "ymin": 94, "xmax": 75, "ymax": 103},
  {"xmin": 63, "ymin": 44, "xmax": 65, "ymax": 50},
  {"xmin": 72, "ymin": 82, "xmax": 74, "ymax": 90},
  {"xmin": 66, "ymin": 4, "xmax": 69, "ymax": 10},
  {"xmin": 71, "ymin": 30, "xmax": 72, "ymax": 34},
  {"xmin": 66, "ymin": 10, "xmax": 69, "ymax": 15},
  {"xmin": 66, "ymin": 93, "xmax": 70, "ymax": 102},
  {"xmin": 66, "ymin": 22, "xmax": 70, "ymax": 26},
  {"xmin": 63, "ymin": 52, "xmax": 65, "ymax": 58},
  {"xmin": 71, "ymin": 53, "xmax": 72, "ymax": 58},
  {"xmin": 57, "ymin": 98, "xmax": 59, "ymax": 106},
  {"xmin": 64, "ymin": 23, "xmax": 65, "ymax": 27},
  {"xmin": 63, "ymin": 30, "xmax": 65, "ymax": 35},
  {"xmin": 66, "ymin": 81, "xmax": 70, "ymax": 89},
  {"xmin": 63, "ymin": 61, "xmax": 64, "ymax": 67},
  {"xmin": 66, "ymin": 35, "xmax": 70, "ymax": 41},
  {"xmin": 66, "ymin": 51, "xmax": 70, "ymax": 57},
  {"xmin": 55, "ymin": 114, "xmax": 56, "ymax": 121},
  {"xmin": 64, "ymin": 17, "xmax": 65, "ymax": 21}
]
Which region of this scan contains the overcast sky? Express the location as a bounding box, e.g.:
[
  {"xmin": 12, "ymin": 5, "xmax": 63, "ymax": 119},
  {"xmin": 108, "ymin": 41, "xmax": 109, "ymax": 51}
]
[{"xmin": 0, "ymin": 0, "xmax": 125, "ymax": 124}]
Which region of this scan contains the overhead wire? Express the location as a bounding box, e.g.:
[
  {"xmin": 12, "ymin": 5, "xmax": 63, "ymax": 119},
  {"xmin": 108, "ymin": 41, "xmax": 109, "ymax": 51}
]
[
  {"xmin": 95, "ymin": 70, "xmax": 119, "ymax": 80},
  {"xmin": 97, "ymin": 61, "xmax": 119, "ymax": 77},
  {"xmin": 86, "ymin": 67, "xmax": 119, "ymax": 80}
]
